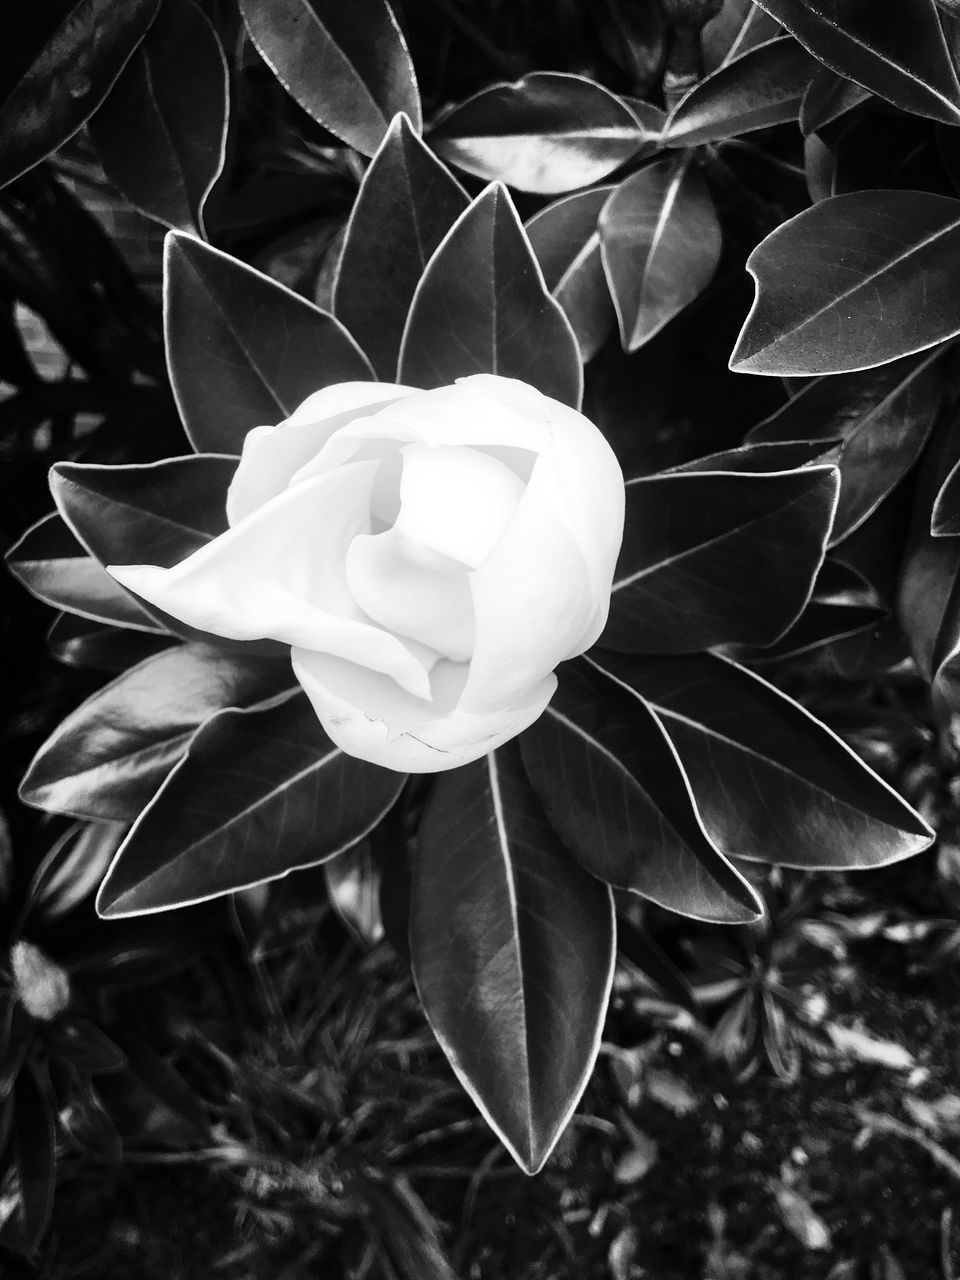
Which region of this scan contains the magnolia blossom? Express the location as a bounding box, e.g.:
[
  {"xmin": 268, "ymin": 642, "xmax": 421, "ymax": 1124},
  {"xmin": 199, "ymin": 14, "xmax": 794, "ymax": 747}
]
[{"xmin": 108, "ymin": 375, "xmax": 625, "ymax": 772}]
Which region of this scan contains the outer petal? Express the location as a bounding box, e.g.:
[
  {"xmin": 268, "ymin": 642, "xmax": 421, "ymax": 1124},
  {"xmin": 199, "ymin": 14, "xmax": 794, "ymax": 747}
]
[
  {"xmin": 461, "ymin": 454, "xmax": 598, "ymax": 714},
  {"xmin": 226, "ymin": 382, "xmax": 416, "ymax": 525},
  {"xmin": 293, "ymin": 646, "xmax": 557, "ymax": 773},
  {"xmin": 108, "ymin": 463, "xmax": 434, "ymax": 699}
]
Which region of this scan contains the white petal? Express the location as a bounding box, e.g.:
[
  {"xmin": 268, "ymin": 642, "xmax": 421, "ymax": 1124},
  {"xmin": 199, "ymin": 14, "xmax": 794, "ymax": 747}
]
[
  {"xmin": 293, "ymin": 647, "xmax": 556, "ymax": 773},
  {"xmin": 461, "ymin": 454, "xmax": 598, "ymax": 714},
  {"xmin": 345, "ymin": 527, "xmax": 475, "ymax": 661},
  {"xmin": 226, "ymin": 382, "xmax": 416, "ymax": 525},
  {"xmin": 394, "ymin": 443, "xmax": 526, "ymax": 568},
  {"xmin": 108, "ymin": 463, "xmax": 434, "ymax": 699}
]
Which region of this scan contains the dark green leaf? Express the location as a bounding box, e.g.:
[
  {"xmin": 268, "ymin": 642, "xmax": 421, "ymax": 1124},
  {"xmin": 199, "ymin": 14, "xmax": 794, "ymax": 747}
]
[
  {"xmin": 332, "ymin": 113, "xmax": 468, "ymax": 379},
  {"xmin": 96, "ymin": 694, "xmax": 406, "ymax": 916},
  {"xmin": 731, "ymin": 191, "xmax": 960, "ymax": 375},
  {"xmin": 799, "ymin": 66, "xmax": 872, "ymax": 134},
  {"xmin": 520, "ymin": 661, "xmax": 761, "ymax": 922},
  {"xmin": 0, "ymin": 1064, "xmax": 55, "ymax": 1259},
  {"xmin": 88, "ymin": 0, "xmax": 229, "ymax": 235},
  {"xmin": 603, "ymin": 463, "xmax": 838, "ymax": 652},
  {"xmin": 21, "ymin": 645, "xmax": 288, "ymax": 821},
  {"xmin": 662, "ymin": 37, "xmax": 817, "ymax": 147},
  {"xmin": 932, "ymin": 453, "xmax": 960, "ymax": 535},
  {"xmin": 589, "ymin": 650, "xmax": 932, "ymax": 869},
  {"xmin": 429, "ymin": 72, "xmax": 649, "ymax": 195},
  {"xmin": 46, "ymin": 614, "xmax": 173, "ymax": 673},
  {"xmin": 748, "ymin": 349, "xmax": 947, "ymax": 541},
  {"xmin": 164, "ymin": 232, "xmax": 374, "ymax": 454},
  {"xmin": 237, "ymin": 0, "xmax": 420, "ymax": 156},
  {"xmin": 6, "ymin": 513, "xmax": 161, "ymax": 632},
  {"xmin": 399, "ymin": 183, "xmax": 583, "ymax": 408},
  {"xmin": 0, "ymin": 0, "xmax": 160, "ymax": 190},
  {"xmin": 701, "ymin": 0, "xmax": 781, "ymax": 71},
  {"xmin": 411, "ymin": 744, "xmax": 614, "ymax": 1173},
  {"xmin": 23, "ymin": 821, "xmax": 125, "ymax": 926},
  {"xmin": 525, "ymin": 186, "xmax": 617, "ymax": 362},
  {"xmin": 599, "ymin": 157, "xmax": 721, "ymax": 352},
  {"xmin": 754, "ymin": 0, "xmax": 960, "ymax": 125},
  {"xmin": 616, "ymin": 915, "xmax": 698, "ymax": 1015}
]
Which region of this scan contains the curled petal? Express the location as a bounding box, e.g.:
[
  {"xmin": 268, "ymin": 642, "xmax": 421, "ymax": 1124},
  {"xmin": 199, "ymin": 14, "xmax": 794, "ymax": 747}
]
[
  {"xmin": 293, "ymin": 647, "xmax": 557, "ymax": 772},
  {"xmin": 227, "ymin": 382, "xmax": 415, "ymax": 525},
  {"xmin": 462, "ymin": 455, "xmax": 598, "ymax": 714},
  {"xmin": 109, "ymin": 463, "xmax": 434, "ymax": 699}
]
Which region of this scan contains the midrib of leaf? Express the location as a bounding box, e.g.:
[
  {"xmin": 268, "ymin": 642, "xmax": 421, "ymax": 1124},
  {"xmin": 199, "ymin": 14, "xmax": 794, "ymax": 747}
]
[
  {"xmin": 636, "ymin": 161, "xmax": 687, "ymax": 338},
  {"xmin": 141, "ymin": 40, "xmax": 191, "ymax": 213},
  {"xmin": 60, "ymin": 478, "xmax": 221, "ymax": 548}
]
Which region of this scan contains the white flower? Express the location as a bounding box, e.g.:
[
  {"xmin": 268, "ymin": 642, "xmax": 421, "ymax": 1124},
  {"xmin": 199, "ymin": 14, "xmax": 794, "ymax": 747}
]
[{"xmin": 108, "ymin": 375, "xmax": 625, "ymax": 772}]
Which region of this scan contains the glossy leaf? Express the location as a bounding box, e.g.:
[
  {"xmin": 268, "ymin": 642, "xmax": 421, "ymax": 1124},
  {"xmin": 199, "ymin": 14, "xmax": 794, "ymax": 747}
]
[
  {"xmin": 520, "ymin": 661, "xmax": 761, "ymax": 923},
  {"xmin": 399, "ymin": 183, "xmax": 583, "ymax": 408},
  {"xmin": 603, "ymin": 463, "xmax": 839, "ymax": 653},
  {"xmin": 525, "ymin": 186, "xmax": 617, "ymax": 362},
  {"xmin": 20, "ymin": 645, "xmax": 288, "ymax": 821},
  {"xmin": 731, "ymin": 191, "xmax": 960, "ymax": 375},
  {"xmin": 0, "ymin": 0, "xmax": 160, "ymax": 190},
  {"xmin": 748, "ymin": 349, "xmax": 947, "ymax": 541},
  {"xmin": 933, "ymin": 456, "xmax": 960, "ymax": 535},
  {"xmin": 45, "ymin": 614, "xmax": 173, "ymax": 673},
  {"xmin": 237, "ymin": 0, "xmax": 419, "ymax": 156},
  {"xmin": 96, "ymin": 694, "xmax": 406, "ymax": 916},
  {"xmin": 662, "ymin": 37, "xmax": 817, "ymax": 147},
  {"xmin": 599, "ymin": 157, "xmax": 721, "ymax": 352},
  {"xmin": 88, "ymin": 0, "xmax": 229, "ymax": 235},
  {"xmin": 589, "ymin": 650, "xmax": 933, "ymax": 869},
  {"xmin": 755, "ymin": 0, "xmax": 960, "ymax": 125},
  {"xmin": 164, "ymin": 232, "xmax": 373, "ymax": 455},
  {"xmin": 332, "ymin": 114, "xmax": 468, "ymax": 379},
  {"xmin": 429, "ymin": 72, "xmax": 649, "ymax": 195},
  {"xmin": 799, "ymin": 66, "xmax": 872, "ymax": 134},
  {"xmin": 6, "ymin": 512, "xmax": 161, "ymax": 632},
  {"xmin": 701, "ymin": 0, "xmax": 781, "ymax": 71},
  {"xmin": 411, "ymin": 745, "xmax": 614, "ymax": 1173}
]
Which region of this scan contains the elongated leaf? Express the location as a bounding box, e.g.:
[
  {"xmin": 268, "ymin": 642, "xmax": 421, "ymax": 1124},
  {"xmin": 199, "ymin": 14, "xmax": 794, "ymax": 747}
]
[
  {"xmin": 96, "ymin": 694, "xmax": 405, "ymax": 915},
  {"xmin": 755, "ymin": 0, "xmax": 960, "ymax": 125},
  {"xmin": 399, "ymin": 184, "xmax": 582, "ymax": 408},
  {"xmin": 933, "ymin": 455, "xmax": 960, "ymax": 535},
  {"xmin": 411, "ymin": 745, "xmax": 614, "ymax": 1173},
  {"xmin": 525, "ymin": 186, "xmax": 617, "ymax": 362},
  {"xmin": 662, "ymin": 37, "xmax": 817, "ymax": 147},
  {"xmin": 799, "ymin": 66, "xmax": 872, "ymax": 134},
  {"xmin": 603, "ymin": 463, "xmax": 838, "ymax": 652},
  {"xmin": 0, "ymin": 1064, "xmax": 55, "ymax": 1259},
  {"xmin": 599, "ymin": 157, "xmax": 721, "ymax": 352},
  {"xmin": 748, "ymin": 349, "xmax": 946, "ymax": 541},
  {"xmin": 0, "ymin": 0, "xmax": 160, "ymax": 190},
  {"xmin": 429, "ymin": 72, "xmax": 649, "ymax": 195},
  {"xmin": 164, "ymin": 232, "xmax": 374, "ymax": 454},
  {"xmin": 589, "ymin": 649, "xmax": 932, "ymax": 869},
  {"xmin": 21, "ymin": 645, "xmax": 288, "ymax": 821},
  {"xmin": 731, "ymin": 191, "xmax": 960, "ymax": 375},
  {"xmin": 237, "ymin": 0, "xmax": 420, "ymax": 156},
  {"xmin": 521, "ymin": 661, "xmax": 761, "ymax": 922},
  {"xmin": 332, "ymin": 114, "xmax": 468, "ymax": 379},
  {"xmin": 665, "ymin": 440, "xmax": 839, "ymax": 475},
  {"xmin": 6, "ymin": 513, "xmax": 161, "ymax": 632},
  {"xmin": 88, "ymin": 0, "xmax": 228, "ymax": 235}
]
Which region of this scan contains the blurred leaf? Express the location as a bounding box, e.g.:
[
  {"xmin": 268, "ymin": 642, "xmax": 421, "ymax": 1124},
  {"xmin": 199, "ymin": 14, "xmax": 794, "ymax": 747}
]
[
  {"xmin": 6, "ymin": 513, "xmax": 162, "ymax": 632},
  {"xmin": 748, "ymin": 349, "xmax": 946, "ymax": 541},
  {"xmin": 21, "ymin": 645, "xmax": 288, "ymax": 821},
  {"xmin": 755, "ymin": 0, "xmax": 960, "ymax": 125},
  {"xmin": 51, "ymin": 1017, "xmax": 126, "ymax": 1075},
  {"xmin": 800, "ymin": 66, "xmax": 872, "ymax": 134},
  {"xmin": 0, "ymin": 811, "xmax": 10, "ymax": 909},
  {"xmin": 826, "ymin": 1023, "xmax": 914, "ymax": 1068},
  {"xmin": 701, "ymin": 0, "xmax": 781, "ymax": 72},
  {"xmin": 525, "ymin": 186, "xmax": 617, "ymax": 362},
  {"xmin": 616, "ymin": 914, "xmax": 698, "ymax": 1014},
  {"xmin": 237, "ymin": 0, "xmax": 420, "ymax": 156},
  {"xmin": 96, "ymin": 694, "xmax": 406, "ymax": 916},
  {"xmin": 731, "ymin": 191, "xmax": 960, "ymax": 375},
  {"xmin": 399, "ymin": 183, "xmax": 582, "ymax": 408},
  {"xmin": 24, "ymin": 821, "xmax": 126, "ymax": 926},
  {"xmin": 111, "ymin": 1032, "xmax": 210, "ymax": 1141},
  {"xmin": 411, "ymin": 744, "xmax": 614, "ymax": 1174},
  {"xmin": 662, "ymin": 37, "xmax": 817, "ymax": 147},
  {"xmin": 324, "ymin": 841, "xmax": 384, "ymax": 944},
  {"xmin": 603, "ymin": 463, "xmax": 838, "ymax": 652},
  {"xmin": 0, "ymin": 0, "xmax": 160, "ymax": 190},
  {"xmin": 599, "ymin": 157, "xmax": 721, "ymax": 352},
  {"xmin": 521, "ymin": 660, "xmax": 761, "ymax": 923},
  {"xmin": 46, "ymin": 614, "xmax": 173, "ymax": 673},
  {"xmin": 332, "ymin": 113, "xmax": 468, "ymax": 379},
  {"xmin": 614, "ymin": 1128, "xmax": 658, "ymax": 1182},
  {"xmin": 429, "ymin": 72, "xmax": 650, "ymax": 195},
  {"xmin": 164, "ymin": 232, "xmax": 373, "ymax": 454},
  {"xmin": 771, "ymin": 1180, "xmax": 832, "ymax": 1250},
  {"xmin": 0, "ymin": 1063, "xmax": 55, "ymax": 1259},
  {"xmin": 88, "ymin": 0, "xmax": 229, "ymax": 235},
  {"xmin": 589, "ymin": 650, "xmax": 933, "ymax": 869}
]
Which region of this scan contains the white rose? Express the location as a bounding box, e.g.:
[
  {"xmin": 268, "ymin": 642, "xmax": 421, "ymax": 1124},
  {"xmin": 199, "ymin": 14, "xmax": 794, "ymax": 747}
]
[{"xmin": 108, "ymin": 375, "xmax": 625, "ymax": 772}]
